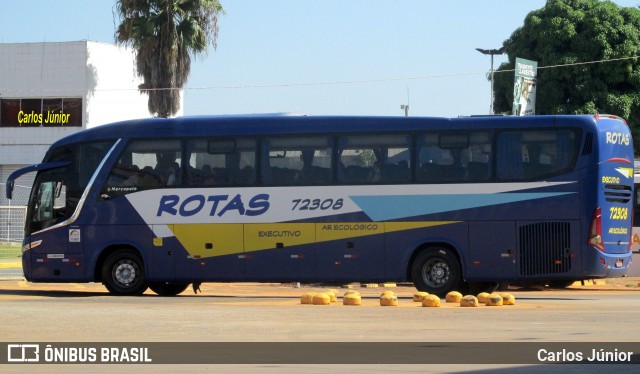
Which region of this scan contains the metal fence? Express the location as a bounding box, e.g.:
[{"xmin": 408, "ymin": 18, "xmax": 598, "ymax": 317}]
[
  {"xmin": 0, "ymin": 183, "xmax": 30, "ymax": 243},
  {"xmin": 0, "ymin": 206, "xmax": 26, "ymax": 243},
  {"xmin": 0, "ymin": 184, "xmax": 29, "ymax": 279}
]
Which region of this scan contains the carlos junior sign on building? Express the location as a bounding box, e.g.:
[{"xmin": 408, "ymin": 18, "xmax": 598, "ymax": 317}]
[{"xmin": 0, "ymin": 98, "xmax": 82, "ymax": 127}]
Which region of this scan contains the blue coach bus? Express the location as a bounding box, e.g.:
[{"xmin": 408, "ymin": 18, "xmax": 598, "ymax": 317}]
[{"xmin": 5, "ymin": 114, "xmax": 635, "ymax": 296}]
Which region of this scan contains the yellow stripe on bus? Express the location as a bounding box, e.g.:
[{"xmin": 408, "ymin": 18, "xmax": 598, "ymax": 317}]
[
  {"xmin": 385, "ymin": 221, "xmax": 460, "ymax": 233},
  {"xmin": 170, "ymin": 221, "xmax": 460, "ymax": 259},
  {"xmin": 172, "ymin": 224, "xmax": 244, "ymax": 257}
]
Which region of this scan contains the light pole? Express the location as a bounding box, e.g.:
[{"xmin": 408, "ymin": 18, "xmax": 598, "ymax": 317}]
[
  {"xmin": 400, "ymin": 87, "xmax": 410, "ymax": 116},
  {"xmin": 476, "ymin": 46, "xmax": 506, "ymax": 115}
]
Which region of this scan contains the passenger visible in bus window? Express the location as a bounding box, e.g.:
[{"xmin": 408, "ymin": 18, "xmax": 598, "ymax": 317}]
[
  {"xmin": 137, "ymin": 166, "xmax": 163, "ymax": 189},
  {"xmin": 122, "ymin": 165, "xmax": 140, "ymax": 186},
  {"xmin": 368, "ymin": 161, "xmax": 381, "ymax": 182},
  {"xmin": 220, "ymin": 152, "xmax": 241, "ymax": 185},
  {"xmin": 293, "ymin": 157, "xmax": 309, "ymax": 183},
  {"xmin": 302, "ymin": 151, "xmax": 331, "ymax": 184},
  {"xmin": 155, "ymin": 152, "xmax": 178, "ymax": 183},
  {"xmin": 200, "ymin": 164, "xmax": 217, "ymax": 186},
  {"xmin": 442, "ymin": 149, "xmax": 467, "ymax": 181},
  {"xmin": 166, "ymin": 162, "xmax": 180, "ymax": 186},
  {"xmin": 107, "ymin": 162, "xmax": 136, "ymax": 187}
]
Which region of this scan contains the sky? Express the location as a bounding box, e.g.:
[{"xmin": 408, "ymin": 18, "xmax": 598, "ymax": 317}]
[{"xmin": 2, "ymin": 0, "xmax": 640, "ymax": 118}]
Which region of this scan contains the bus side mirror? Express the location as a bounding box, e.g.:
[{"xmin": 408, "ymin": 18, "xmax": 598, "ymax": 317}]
[{"xmin": 6, "ymin": 180, "xmax": 14, "ymax": 200}]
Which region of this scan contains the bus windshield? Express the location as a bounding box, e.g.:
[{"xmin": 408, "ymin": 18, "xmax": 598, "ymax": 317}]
[{"xmin": 27, "ymin": 141, "xmax": 115, "ymax": 233}]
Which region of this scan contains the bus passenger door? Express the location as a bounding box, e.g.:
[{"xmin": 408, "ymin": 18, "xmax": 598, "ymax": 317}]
[
  {"xmin": 28, "ymin": 178, "xmax": 84, "ymax": 256},
  {"xmin": 468, "ymin": 221, "xmax": 518, "ymax": 281}
]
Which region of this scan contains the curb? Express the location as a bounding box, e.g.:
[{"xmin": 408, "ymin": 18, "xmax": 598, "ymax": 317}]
[{"xmin": 0, "ymin": 263, "xmax": 21, "ymax": 269}]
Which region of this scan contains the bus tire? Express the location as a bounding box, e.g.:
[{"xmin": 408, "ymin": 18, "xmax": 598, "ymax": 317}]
[
  {"xmin": 149, "ymin": 282, "xmax": 190, "ymax": 296},
  {"xmin": 411, "ymin": 247, "xmax": 463, "ymax": 297},
  {"xmin": 102, "ymin": 249, "xmax": 148, "ymax": 296}
]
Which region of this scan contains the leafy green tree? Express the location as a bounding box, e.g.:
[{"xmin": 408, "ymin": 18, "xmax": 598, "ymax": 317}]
[
  {"xmin": 115, "ymin": 0, "xmax": 223, "ymax": 118},
  {"xmin": 493, "ymin": 0, "xmax": 640, "ymax": 148}
]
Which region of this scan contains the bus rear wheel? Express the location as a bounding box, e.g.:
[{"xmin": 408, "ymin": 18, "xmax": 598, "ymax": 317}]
[
  {"xmin": 102, "ymin": 249, "xmax": 148, "ymax": 296},
  {"xmin": 149, "ymin": 282, "xmax": 190, "ymax": 296},
  {"xmin": 411, "ymin": 248, "xmax": 463, "ymax": 297}
]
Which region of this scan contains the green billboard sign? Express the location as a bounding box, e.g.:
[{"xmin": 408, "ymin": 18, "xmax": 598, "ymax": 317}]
[{"xmin": 512, "ymin": 58, "xmax": 537, "ymax": 116}]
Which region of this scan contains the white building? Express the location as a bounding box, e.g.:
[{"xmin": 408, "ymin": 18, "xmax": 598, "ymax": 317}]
[{"xmin": 0, "ymin": 40, "xmax": 183, "ymax": 207}]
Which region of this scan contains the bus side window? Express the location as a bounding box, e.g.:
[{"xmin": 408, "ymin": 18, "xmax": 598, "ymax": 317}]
[
  {"xmin": 264, "ymin": 136, "xmax": 332, "ymax": 186},
  {"xmin": 338, "ymin": 134, "xmax": 410, "ymax": 184},
  {"xmin": 185, "ymin": 138, "xmax": 257, "ymax": 187},
  {"xmin": 417, "ymin": 132, "xmax": 492, "ymax": 183},
  {"xmin": 102, "ymin": 140, "xmax": 181, "ymax": 197},
  {"xmin": 499, "ymin": 129, "xmax": 578, "ymax": 181}
]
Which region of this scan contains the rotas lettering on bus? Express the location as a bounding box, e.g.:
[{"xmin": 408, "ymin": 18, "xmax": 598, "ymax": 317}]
[
  {"xmin": 156, "ymin": 193, "xmax": 270, "ymax": 217},
  {"xmin": 605, "ymin": 132, "xmax": 630, "ymax": 146}
]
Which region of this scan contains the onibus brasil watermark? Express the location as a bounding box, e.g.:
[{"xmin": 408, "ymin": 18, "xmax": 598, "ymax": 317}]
[
  {"xmin": 7, "ymin": 344, "xmax": 151, "ymax": 363},
  {"xmin": 4, "ymin": 342, "xmax": 638, "ymax": 364}
]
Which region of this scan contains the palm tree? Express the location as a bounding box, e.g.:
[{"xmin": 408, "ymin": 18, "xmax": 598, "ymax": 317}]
[{"xmin": 115, "ymin": 0, "xmax": 223, "ymax": 118}]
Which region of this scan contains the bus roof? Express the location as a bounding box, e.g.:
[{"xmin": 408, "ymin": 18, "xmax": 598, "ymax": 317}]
[{"xmin": 51, "ymin": 114, "xmax": 607, "ymax": 147}]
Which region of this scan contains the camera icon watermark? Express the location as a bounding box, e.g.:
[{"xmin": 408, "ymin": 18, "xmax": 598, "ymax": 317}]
[{"xmin": 7, "ymin": 344, "xmax": 40, "ymax": 362}]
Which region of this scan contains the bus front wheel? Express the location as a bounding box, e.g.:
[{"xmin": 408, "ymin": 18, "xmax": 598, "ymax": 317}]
[
  {"xmin": 149, "ymin": 282, "xmax": 190, "ymax": 296},
  {"xmin": 102, "ymin": 249, "xmax": 148, "ymax": 296},
  {"xmin": 411, "ymin": 248, "xmax": 463, "ymax": 297}
]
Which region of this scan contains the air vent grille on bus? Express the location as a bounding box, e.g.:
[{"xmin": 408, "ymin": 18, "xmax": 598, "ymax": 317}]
[
  {"xmin": 604, "ymin": 184, "xmax": 632, "ymax": 203},
  {"xmin": 581, "ymin": 132, "xmax": 593, "ymax": 155},
  {"xmin": 519, "ymin": 222, "xmax": 571, "ymax": 276}
]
